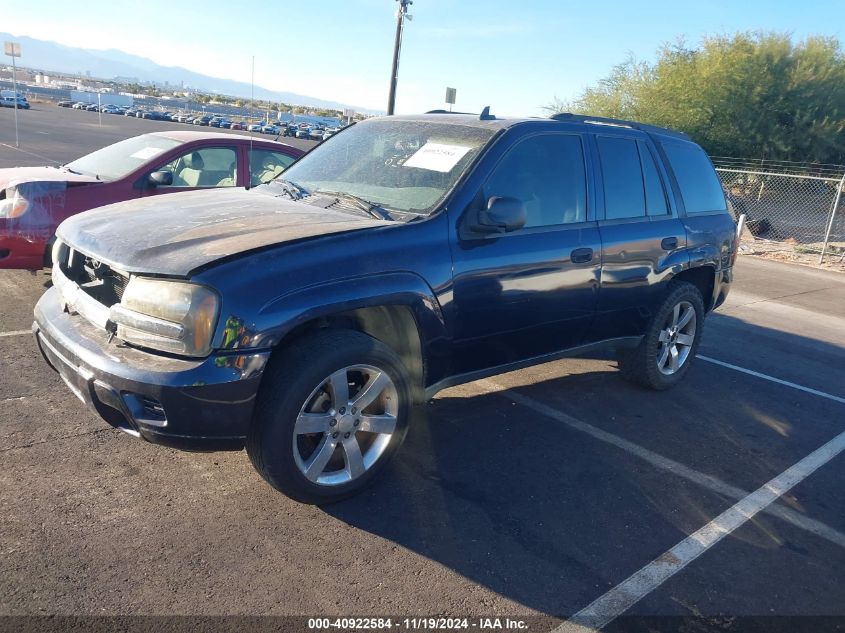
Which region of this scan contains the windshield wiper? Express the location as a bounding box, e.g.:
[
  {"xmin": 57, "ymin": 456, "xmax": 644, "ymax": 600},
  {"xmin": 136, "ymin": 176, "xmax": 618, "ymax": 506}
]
[
  {"xmin": 316, "ymin": 190, "xmax": 393, "ymax": 221},
  {"xmin": 270, "ymin": 178, "xmax": 308, "ymax": 200},
  {"xmin": 61, "ymin": 165, "xmax": 100, "ymax": 180}
]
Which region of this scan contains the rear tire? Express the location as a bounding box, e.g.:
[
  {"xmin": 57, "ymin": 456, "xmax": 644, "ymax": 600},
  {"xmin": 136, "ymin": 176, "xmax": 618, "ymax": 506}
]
[
  {"xmin": 617, "ymin": 281, "xmax": 705, "ymax": 390},
  {"xmin": 247, "ymin": 329, "xmax": 411, "ymax": 504}
]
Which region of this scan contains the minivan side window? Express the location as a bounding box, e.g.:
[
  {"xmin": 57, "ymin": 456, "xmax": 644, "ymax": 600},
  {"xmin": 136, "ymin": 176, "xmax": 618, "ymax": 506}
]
[
  {"xmin": 661, "ymin": 142, "xmax": 727, "ymax": 213},
  {"xmin": 483, "ymin": 134, "xmax": 587, "ymax": 227},
  {"xmin": 597, "ymin": 136, "xmax": 647, "ymax": 220}
]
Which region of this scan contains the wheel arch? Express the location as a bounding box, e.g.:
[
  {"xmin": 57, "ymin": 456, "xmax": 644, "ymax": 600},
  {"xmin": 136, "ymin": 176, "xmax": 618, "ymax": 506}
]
[
  {"xmin": 255, "ymin": 272, "xmax": 448, "ymax": 403},
  {"xmin": 670, "ymin": 264, "xmax": 716, "ymax": 311}
]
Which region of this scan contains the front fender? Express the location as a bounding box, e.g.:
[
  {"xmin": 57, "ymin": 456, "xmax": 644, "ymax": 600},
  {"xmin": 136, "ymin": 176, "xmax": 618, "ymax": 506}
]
[
  {"xmin": 256, "ymin": 271, "xmax": 446, "ymax": 346},
  {"xmin": 212, "ymin": 271, "xmax": 448, "ymax": 361}
]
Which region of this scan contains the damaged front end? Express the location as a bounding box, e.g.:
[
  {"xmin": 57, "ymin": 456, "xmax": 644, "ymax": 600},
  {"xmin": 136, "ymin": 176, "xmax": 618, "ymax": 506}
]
[{"xmin": 32, "ymin": 239, "xmax": 270, "ymax": 449}]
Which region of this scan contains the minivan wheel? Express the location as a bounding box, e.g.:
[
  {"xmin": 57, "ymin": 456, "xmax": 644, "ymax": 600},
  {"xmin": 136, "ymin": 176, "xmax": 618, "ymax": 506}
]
[
  {"xmin": 247, "ymin": 329, "xmax": 411, "ymax": 504},
  {"xmin": 617, "ymin": 281, "xmax": 705, "ymax": 390}
]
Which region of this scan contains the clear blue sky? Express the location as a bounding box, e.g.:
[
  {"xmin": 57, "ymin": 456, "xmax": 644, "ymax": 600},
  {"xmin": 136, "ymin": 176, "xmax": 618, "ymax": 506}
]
[{"xmin": 4, "ymin": 0, "xmax": 843, "ymax": 115}]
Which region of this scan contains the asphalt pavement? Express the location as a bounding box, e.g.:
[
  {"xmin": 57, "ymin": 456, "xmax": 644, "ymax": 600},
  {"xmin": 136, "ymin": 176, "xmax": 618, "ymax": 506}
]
[{"xmin": 0, "ymin": 104, "xmax": 843, "ymax": 633}]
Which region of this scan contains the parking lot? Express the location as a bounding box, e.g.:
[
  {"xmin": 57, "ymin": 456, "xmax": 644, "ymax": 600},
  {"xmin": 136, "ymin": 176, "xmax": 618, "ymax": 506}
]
[
  {"xmin": 1, "ymin": 103, "xmax": 844, "ymax": 632},
  {"xmin": 0, "ymin": 100, "xmax": 316, "ymax": 167}
]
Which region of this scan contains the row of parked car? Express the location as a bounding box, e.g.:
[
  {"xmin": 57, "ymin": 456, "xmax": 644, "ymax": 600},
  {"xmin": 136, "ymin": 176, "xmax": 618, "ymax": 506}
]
[{"xmin": 57, "ymin": 100, "xmax": 340, "ymax": 141}]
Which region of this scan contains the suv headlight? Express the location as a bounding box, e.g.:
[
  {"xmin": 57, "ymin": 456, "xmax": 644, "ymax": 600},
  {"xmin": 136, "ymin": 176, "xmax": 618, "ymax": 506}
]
[
  {"xmin": 110, "ymin": 277, "xmax": 220, "ymax": 357},
  {"xmin": 0, "ymin": 187, "xmax": 30, "ymax": 219}
]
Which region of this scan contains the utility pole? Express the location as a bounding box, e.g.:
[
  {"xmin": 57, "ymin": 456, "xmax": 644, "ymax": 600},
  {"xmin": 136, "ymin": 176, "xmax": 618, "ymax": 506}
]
[{"xmin": 387, "ymin": 0, "xmax": 412, "ymax": 115}]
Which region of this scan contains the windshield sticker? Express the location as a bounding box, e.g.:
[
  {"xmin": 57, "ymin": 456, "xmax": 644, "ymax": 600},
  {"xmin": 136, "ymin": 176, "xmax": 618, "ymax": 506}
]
[
  {"xmin": 402, "ymin": 142, "xmax": 472, "ymax": 172},
  {"xmin": 130, "ymin": 147, "xmax": 167, "ymax": 160}
]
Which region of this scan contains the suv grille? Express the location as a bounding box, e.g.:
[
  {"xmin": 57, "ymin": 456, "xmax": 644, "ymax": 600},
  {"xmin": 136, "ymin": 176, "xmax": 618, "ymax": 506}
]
[{"xmin": 60, "ymin": 249, "xmax": 128, "ymax": 307}]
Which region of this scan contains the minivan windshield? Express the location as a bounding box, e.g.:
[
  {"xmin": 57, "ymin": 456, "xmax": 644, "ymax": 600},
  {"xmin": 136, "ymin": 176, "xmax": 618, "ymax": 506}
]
[
  {"xmin": 276, "ymin": 119, "xmax": 496, "ymax": 215},
  {"xmin": 65, "ymin": 134, "xmax": 182, "ymax": 181}
]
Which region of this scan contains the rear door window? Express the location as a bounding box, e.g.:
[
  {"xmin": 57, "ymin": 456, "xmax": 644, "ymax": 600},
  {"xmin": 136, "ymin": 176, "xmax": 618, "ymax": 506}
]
[
  {"xmin": 597, "ymin": 136, "xmax": 646, "ymax": 220},
  {"xmin": 661, "ymin": 142, "xmax": 727, "ymax": 213}
]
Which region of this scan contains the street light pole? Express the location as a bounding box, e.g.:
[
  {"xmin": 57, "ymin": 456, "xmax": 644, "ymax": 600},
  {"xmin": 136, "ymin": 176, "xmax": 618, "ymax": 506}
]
[
  {"xmin": 387, "ymin": 0, "xmax": 412, "ymax": 115},
  {"xmin": 11, "ymin": 52, "xmax": 19, "ymax": 147},
  {"xmin": 4, "ymin": 41, "xmax": 22, "ymax": 147}
]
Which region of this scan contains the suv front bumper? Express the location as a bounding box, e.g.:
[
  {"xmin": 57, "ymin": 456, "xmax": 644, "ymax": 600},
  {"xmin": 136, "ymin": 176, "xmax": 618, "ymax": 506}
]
[{"xmin": 33, "ymin": 285, "xmax": 270, "ymax": 451}]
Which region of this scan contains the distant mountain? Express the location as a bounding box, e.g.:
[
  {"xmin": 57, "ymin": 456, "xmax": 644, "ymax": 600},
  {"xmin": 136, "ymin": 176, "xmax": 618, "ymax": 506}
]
[{"xmin": 0, "ymin": 32, "xmax": 379, "ymax": 113}]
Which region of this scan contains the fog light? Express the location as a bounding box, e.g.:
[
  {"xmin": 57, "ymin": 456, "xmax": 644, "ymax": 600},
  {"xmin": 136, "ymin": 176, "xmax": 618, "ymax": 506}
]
[{"xmin": 122, "ymin": 392, "xmax": 167, "ymax": 428}]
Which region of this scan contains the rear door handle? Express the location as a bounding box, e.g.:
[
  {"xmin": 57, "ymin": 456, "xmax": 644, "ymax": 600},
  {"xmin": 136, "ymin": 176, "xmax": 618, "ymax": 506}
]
[
  {"xmin": 571, "ymin": 247, "xmax": 593, "ymax": 264},
  {"xmin": 661, "ymin": 237, "xmax": 678, "ymax": 250}
]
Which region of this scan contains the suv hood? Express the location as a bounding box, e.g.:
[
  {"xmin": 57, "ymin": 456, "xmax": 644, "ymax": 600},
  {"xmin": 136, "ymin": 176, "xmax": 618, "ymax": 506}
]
[
  {"xmin": 57, "ymin": 188, "xmax": 384, "ymax": 276},
  {"xmin": 0, "ymin": 166, "xmax": 100, "ymax": 189}
]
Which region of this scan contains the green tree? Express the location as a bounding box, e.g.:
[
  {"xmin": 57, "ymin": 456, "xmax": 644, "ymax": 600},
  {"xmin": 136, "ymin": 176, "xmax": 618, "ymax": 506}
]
[{"xmin": 546, "ymin": 33, "xmax": 845, "ymax": 163}]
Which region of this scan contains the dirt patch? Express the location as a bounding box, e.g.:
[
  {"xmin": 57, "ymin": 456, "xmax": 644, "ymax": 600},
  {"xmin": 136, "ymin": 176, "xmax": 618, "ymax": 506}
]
[{"xmin": 737, "ymin": 228, "xmax": 845, "ymax": 273}]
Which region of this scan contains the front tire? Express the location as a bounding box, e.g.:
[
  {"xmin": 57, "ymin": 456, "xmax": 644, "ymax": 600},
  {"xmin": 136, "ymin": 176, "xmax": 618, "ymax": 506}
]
[
  {"xmin": 618, "ymin": 281, "xmax": 705, "ymax": 390},
  {"xmin": 247, "ymin": 329, "xmax": 411, "ymax": 504}
]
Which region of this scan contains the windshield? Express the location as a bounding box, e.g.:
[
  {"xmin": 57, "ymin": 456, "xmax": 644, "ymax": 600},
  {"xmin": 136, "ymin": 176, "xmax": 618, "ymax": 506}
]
[
  {"xmin": 278, "ymin": 119, "xmax": 496, "ymax": 215},
  {"xmin": 66, "ymin": 134, "xmax": 182, "ymax": 181}
]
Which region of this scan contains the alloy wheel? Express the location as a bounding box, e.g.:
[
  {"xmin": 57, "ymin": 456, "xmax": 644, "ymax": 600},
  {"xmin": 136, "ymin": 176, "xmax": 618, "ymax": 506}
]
[
  {"xmin": 656, "ymin": 300, "xmax": 697, "ymax": 376},
  {"xmin": 292, "ymin": 364, "xmax": 398, "ymax": 486}
]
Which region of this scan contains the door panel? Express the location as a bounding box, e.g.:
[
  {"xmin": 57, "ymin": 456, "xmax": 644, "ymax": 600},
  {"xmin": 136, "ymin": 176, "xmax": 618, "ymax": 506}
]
[
  {"xmin": 592, "ymin": 218, "xmax": 687, "ymax": 339},
  {"xmin": 451, "ymin": 228, "xmax": 601, "ymax": 373},
  {"xmin": 449, "ymin": 132, "xmax": 600, "ymax": 375},
  {"xmin": 590, "ymin": 134, "xmax": 688, "ymax": 340}
]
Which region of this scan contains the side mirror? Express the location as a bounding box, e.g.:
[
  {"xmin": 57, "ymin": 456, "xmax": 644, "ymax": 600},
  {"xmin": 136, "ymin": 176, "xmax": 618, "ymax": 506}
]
[
  {"xmin": 148, "ymin": 170, "xmax": 173, "ymax": 187},
  {"xmin": 471, "ymin": 196, "xmax": 527, "ymax": 233}
]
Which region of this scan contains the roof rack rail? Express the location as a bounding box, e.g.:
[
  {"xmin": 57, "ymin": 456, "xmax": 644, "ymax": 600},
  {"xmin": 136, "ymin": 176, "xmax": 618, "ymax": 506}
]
[
  {"xmin": 550, "ymin": 112, "xmax": 690, "ymax": 140},
  {"xmin": 424, "ymin": 106, "xmax": 497, "ymax": 120},
  {"xmin": 426, "ymin": 109, "xmax": 477, "ymax": 115}
]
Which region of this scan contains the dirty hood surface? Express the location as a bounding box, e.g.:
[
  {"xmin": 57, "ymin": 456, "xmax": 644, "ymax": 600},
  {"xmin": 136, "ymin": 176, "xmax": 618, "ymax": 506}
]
[
  {"xmin": 0, "ymin": 166, "xmax": 100, "ymax": 189},
  {"xmin": 57, "ymin": 187, "xmax": 384, "ymax": 276}
]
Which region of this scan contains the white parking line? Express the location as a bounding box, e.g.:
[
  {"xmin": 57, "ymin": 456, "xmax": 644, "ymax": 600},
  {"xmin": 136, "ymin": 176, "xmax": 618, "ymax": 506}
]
[
  {"xmin": 698, "ymin": 355, "xmax": 845, "ymax": 406},
  {"xmin": 553, "ymin": 429, "xmax": 845, "ymax": 632},
  {"xmin": 478, "ymin": 353, "xmax": 845, "ymax": 631},
  {"xmin": 479, "ymin": 383, "xmax": 845, "ymax": 550},
  {"xmin": 0, "ymin": 142, "xmax": 60, "ymax": 164},
  {"xmin": 0, "ymin": 330, "xmax": 31, "ymax": 338}
]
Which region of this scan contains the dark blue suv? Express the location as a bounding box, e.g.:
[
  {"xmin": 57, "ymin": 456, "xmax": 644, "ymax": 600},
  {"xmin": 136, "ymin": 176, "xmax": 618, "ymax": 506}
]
[{"xmin": 34, "ymin": 111, "xmax": 737, "ymax": 503}]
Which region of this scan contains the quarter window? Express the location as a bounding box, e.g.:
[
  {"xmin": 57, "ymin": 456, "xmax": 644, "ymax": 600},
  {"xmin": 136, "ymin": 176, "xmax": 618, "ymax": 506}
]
[
  {"xmin": 661, "ymin": 142, "xmax": 727, "ymax": 213},
  {"xmin": 483, "ymin": 134, "xmax": 587, "ymax": 227}
]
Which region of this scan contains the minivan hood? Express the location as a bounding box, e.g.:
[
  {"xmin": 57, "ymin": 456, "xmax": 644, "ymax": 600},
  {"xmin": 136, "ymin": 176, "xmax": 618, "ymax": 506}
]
[{"xmin": 57, "ymin": 188, "xmax": 384, "ymax": 276}]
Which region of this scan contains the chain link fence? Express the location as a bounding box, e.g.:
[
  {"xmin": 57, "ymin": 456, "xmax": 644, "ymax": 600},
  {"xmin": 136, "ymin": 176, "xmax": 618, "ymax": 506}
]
[{"xmin": 712, "ymin": 157, "xmax": 845, "ymax": 266}]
